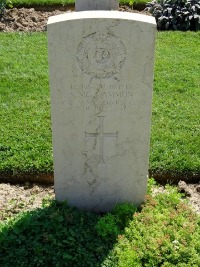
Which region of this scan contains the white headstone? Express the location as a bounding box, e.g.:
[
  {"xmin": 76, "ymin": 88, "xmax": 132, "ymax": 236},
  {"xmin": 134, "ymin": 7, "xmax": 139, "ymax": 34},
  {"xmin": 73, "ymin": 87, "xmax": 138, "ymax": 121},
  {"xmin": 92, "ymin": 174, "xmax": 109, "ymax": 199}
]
[
  {"xmin": 75, "ymin": 0, "xmax": 119, "ymax": 11},
  {"xmin": 48, "ymin": 11, "xmax": 156, "ymax": 212}
]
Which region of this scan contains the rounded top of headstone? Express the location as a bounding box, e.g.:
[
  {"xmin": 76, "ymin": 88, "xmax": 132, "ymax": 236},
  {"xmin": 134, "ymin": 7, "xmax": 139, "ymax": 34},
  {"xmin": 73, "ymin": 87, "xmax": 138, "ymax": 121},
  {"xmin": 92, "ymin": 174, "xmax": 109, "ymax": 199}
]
[{"xmin": 48, "ymin": 11, "xmax": 156, "ymax": 27}]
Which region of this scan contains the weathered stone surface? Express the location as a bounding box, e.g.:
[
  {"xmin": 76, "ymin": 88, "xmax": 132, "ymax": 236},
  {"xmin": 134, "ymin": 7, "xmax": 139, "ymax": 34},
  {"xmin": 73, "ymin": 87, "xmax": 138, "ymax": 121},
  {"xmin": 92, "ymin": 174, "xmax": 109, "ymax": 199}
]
[
  {"xmin": 75, "ymin": 0, "xmax": 119, "ymax": 11},
  {"xmin": 48, "ymin": 11, "xmax": 156, "ymax": 212}
]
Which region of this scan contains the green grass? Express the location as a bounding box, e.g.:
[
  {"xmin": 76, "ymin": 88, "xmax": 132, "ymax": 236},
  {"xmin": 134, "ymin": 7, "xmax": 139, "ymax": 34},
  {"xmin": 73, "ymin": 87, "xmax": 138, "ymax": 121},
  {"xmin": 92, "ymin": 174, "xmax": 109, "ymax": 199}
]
[
  {"xmin": 0, "ymin": 179, "xmax": 199, "ymax": 266},
  {"xmin": 10, "ymin": 0, "xmax": 74, "ymax": 6},
  {"xmin": 0, "ymin": 32, "xmax": 199, "ymax": 178},
  {"xmin": 0, "ymin": 32, "xmax": 199, "ymax": 179},
  {"xmin": 0, "ymin": 33, "xmax": 52, "ymax": 173},
  {"xmin": 8, "ymin": 0, "xmax": 147, "ymax": 7},
  {"xmin": 151, "ymin": 32, "xmax": 200, "ymax": 175}
]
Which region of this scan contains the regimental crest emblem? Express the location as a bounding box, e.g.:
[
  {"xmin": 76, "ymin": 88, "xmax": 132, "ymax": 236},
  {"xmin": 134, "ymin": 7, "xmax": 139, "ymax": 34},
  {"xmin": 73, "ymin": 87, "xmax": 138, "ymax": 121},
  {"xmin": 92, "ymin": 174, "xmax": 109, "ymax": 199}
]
[{"xmin": 77, "ymin": 30, "xmax": 126, "ymax": 79}]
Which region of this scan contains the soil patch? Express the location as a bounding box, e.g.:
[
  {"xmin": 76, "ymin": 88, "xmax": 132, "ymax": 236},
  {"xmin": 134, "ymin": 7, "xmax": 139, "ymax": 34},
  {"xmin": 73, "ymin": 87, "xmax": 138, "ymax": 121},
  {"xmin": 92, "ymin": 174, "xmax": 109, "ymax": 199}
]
[
  {"xmin": 0, "ymin": 6, "xmax": 150, "ymax": 32},
  {"xmin": 0, "ymin": 8, "xmax": 68, "ymax": 32},
  {"xmin": 0, "ymin": 181, "xmax": 199, "ymax": 222}
]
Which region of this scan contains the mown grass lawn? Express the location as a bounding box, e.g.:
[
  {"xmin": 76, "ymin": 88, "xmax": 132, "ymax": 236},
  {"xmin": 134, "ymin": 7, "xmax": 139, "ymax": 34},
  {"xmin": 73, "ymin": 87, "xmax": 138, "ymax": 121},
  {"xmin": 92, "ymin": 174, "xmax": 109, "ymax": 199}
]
[
  {"xmin": 0, "ymin": 33, "xmax": 52, "ymax": 174},
  {"xmin": 0, "ymin": 31, "xmax": 199, "ymax": 179},
  {"xmin": 151, "ymin": 32, "xmax": 200, "ymax": 176}
]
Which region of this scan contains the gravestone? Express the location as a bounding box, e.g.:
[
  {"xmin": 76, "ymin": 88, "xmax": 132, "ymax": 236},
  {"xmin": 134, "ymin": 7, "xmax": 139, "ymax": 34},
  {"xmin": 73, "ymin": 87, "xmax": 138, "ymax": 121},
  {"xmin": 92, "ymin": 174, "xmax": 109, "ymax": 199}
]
[
  {"xmin": 75, "ymin": 0, "xmax": 119, "ymax": 11},
  {"xmin": 48, "ymin": 11, "xmax": 156, "ymax": 212}
]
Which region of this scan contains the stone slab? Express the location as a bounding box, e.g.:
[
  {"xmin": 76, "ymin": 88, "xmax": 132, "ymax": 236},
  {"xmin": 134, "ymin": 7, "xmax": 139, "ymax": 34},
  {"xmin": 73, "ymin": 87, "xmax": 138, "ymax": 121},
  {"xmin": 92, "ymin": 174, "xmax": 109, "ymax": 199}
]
[
  {"xmin": 75, "ymin": 0, "xmax": 119, "ymax": 11},
  {"xmin": 48, "ymin": 11, "xmax": 156, "ymax": 212}
]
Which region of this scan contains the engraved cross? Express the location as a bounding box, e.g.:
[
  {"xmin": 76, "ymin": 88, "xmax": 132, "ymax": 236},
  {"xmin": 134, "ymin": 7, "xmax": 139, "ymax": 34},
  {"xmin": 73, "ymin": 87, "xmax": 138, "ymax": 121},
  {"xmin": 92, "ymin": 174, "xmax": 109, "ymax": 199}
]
[{"xmin": 85, "ymin": 116, "xmax": 118, "ymax": 164}]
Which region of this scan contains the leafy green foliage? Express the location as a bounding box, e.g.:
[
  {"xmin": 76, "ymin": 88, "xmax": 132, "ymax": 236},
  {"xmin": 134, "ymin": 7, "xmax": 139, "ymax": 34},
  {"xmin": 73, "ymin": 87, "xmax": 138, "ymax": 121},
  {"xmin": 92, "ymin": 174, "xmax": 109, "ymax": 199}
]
[
  {"xmin": 104, "ymin": 183, "xmax": 200, "ymax": 266},
  {"xmin": 0, "ymin": 180, "xmax": 199, "ymax": 266},
  {"xmin": 145, "ymin": 0, "xmax": 200, "ymax": 31},
  {"xmin": 95, "ymin": 213, "xmax": 120, "ymax": 239},
  {"xmin": 95, "ymin": 203, "xmax": 137, "ymax": 240},
  {"xmin": 0, "ymin": 1, "xmax": 6, "ymax": 18},
  {"xmin": 0, "ymin": 201, "xmax": 115, "ymax": 266},
  {"xmin": 0, "ymin": 0, "xmax": 12, "ymax": 18},
  {"xmin": 120, "ymin": 0, "xmax": 149, "ymax": 4},
  {"xmin": 111, "ymin": 203, "xmax": 137, "ymax": 230}
]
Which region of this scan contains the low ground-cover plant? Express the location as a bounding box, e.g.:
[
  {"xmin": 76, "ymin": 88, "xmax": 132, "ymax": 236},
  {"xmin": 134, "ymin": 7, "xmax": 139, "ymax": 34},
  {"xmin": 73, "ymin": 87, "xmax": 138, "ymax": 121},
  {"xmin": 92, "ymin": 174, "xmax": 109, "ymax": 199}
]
[
  {"xmin": 102, "ymin": 181, "xmax": 200, "ymax": 266},
  {"xmin": 0, "ymin": 200, "xmax": 137, "ymax": 266},
  {"xmin": 145, "ymin": 0, "xmax": 200, "ymax": 31},
  {"xmin": 0, "ymin": 179, "xmax": 199, "ymax": 266}
]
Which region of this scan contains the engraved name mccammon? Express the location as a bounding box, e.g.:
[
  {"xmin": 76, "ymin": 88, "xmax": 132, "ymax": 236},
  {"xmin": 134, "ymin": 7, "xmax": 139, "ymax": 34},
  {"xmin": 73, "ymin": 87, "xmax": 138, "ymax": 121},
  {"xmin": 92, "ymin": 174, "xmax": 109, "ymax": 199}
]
[
  {"xmin": 62, "ymin": 91, "xmax": 134, "ymax": 98},
  {"xmin": 51, "ymin": 84, "xmax": 147, "ymax": 111}
]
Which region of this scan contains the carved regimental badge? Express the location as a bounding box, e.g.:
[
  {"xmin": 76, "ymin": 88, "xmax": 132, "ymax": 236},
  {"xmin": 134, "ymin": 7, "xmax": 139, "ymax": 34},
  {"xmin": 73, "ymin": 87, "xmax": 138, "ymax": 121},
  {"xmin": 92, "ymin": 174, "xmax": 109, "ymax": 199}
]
[{"xmin": 77, "ymin": 30, "xmax": 126, "ymax": 79}]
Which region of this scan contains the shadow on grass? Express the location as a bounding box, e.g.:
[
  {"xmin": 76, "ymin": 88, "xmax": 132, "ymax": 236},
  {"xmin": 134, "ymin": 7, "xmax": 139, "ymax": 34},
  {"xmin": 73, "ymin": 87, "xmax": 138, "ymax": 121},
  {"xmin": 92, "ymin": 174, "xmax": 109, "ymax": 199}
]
[{"xmin": 0, "ymin": 200, "xmax": 124, "ymax": 267}]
